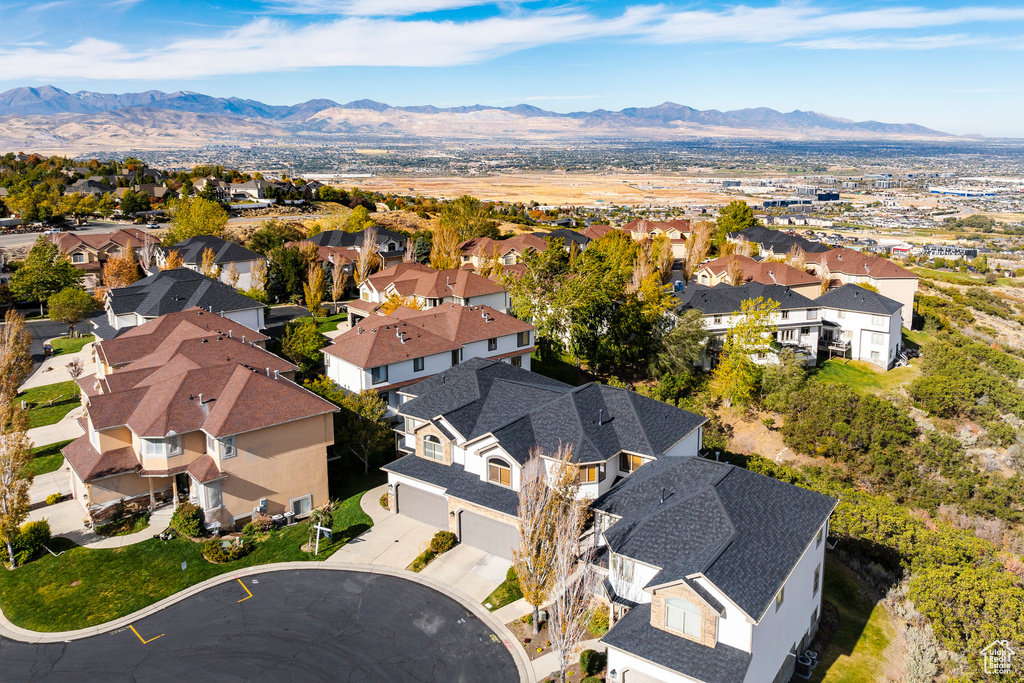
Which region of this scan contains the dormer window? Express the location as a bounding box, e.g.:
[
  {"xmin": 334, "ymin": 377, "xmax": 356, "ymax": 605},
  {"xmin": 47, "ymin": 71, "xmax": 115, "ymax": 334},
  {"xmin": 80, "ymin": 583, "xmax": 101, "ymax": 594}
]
[
  {"xmin": 666, "ymin": 598, "xmax": 702, "ymax": 638},
  {"xmin": 423, "ymin": 435, "xmax": 443, "ymax": 461},
  {"xmin": 620, "ymin": 453, "xmax": 645, "ymax": 474},
  {"xmin": 72, "ymin": 253, "xmax": 85, "ymax": 263},
  {"xmin": 487, "ymin": 458, "xmax": 511, "ymax": 487}
]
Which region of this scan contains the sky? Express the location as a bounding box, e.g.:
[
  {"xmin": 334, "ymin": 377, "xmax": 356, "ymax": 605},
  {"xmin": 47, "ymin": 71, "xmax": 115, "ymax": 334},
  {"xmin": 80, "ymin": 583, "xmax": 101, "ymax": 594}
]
[{"xmin": 2, "ymin": 0, "xmax": 1024, "ymax": 136}]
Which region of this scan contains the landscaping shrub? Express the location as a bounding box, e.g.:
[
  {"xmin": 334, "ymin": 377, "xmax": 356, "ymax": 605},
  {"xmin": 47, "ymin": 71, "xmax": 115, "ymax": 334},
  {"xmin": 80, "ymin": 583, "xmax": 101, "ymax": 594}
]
[
  {"xmin": 170, "ymin": 502, "xmax": 204, "ymax": 537},
  {"xmin": 45, "ymin": 493, "xmax": 61, "ymax": 505},
  {"xmin": 249, "ymin": 511, "xmax": 273, "ymax": 533},
  {"xmin": 507, "ymin": 566, "xmax": 520, "ymax": 584},
  {"xmin": 201, "ymin": 539, "xmax": 253, "ymax": 563},
  {"xmin": 581, "ymin": 677, "xmax": 602, "ymax": 683},
  {"xmin": 587, "ymin": 605, "xmax": 610, "ymax": 636},
  {"xmin": 13, "ymin": 520, "xmax": 51, "ymax": 565},
  {"xmin": 429, "ymin": 530, "xmax": 457, "ymax": 555},
  {"xmin": 579, "ymin": 649, "xmax": 602, "ymax": 676},
  {"xmin": 379, "ymin": 493, "xmax": 389, "ymax": 510}
]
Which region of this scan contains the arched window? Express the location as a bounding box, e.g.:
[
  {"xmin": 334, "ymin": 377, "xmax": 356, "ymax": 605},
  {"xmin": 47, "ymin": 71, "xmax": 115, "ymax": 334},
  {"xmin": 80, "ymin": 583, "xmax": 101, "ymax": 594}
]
[
  {"xmin": 665, "ymin": 598, "xmax": 701, "ymax": 638},
  {"xmin": 423, "ymin": 435, "xmax": 443, "ymax": 461},
  {"xmin": 487, "ymin": 458, "xmax": 511, "ymax": 487}
]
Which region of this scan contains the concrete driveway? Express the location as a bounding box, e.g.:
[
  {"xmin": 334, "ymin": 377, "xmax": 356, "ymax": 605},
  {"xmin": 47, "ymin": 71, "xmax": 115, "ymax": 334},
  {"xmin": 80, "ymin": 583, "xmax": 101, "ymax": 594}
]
[{"xmin": 420, "ymin": 544, "xmax": 513, "ymax": 603}]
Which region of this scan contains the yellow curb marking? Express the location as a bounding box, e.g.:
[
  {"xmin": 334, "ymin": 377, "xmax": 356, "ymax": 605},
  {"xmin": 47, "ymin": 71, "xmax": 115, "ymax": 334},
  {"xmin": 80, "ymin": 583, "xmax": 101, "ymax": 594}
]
[
  {"xmin": 128, "ymin": 625, "xmax": 164, "ymax": 644},
  {"xmin": 237, "ymin": 578, "xmax": 253, "ymax": 602}
]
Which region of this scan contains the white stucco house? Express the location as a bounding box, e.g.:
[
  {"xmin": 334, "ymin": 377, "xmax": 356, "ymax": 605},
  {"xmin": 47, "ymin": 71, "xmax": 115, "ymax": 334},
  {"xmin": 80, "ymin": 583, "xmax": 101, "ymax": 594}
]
[
  {"xmin": 815, "ymin": 284, "xmax": 904, "ymax": 369},
  {"xmin": 594, "ymin": 456, "xmax": 836, "ymax": 683},
  {"xmin": 322, "ymin": 304, "xmax": 534, "ymax": 409},
  {"xmin": 380, "ymin": 358, "xmax": 707, "ymax": 559}
]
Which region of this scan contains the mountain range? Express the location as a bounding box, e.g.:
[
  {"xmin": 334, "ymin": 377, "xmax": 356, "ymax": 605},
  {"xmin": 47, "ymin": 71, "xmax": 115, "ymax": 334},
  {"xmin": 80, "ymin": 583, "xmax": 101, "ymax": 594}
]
[{"xmin": 0, "ymin": 85, "xmax": 954, "ymax": 153}]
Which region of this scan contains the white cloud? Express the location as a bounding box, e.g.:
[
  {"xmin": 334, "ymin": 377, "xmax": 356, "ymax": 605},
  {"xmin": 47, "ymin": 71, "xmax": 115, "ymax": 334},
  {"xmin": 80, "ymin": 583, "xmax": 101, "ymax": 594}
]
[
  {"xmin": 262, "ymin": 0, "xmax": 503, "ymax": 16},
  {"xmin": 2, "ymin": 2, "xmax": 1024, "ymax": 81}
]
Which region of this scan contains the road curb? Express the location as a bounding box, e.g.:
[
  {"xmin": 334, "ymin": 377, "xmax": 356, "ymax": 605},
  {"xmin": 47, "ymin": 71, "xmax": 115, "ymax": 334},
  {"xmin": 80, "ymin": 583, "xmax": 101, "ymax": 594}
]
[{"xmin": 0, "ymin": 562, "xmax": 535, "ymax": 682}]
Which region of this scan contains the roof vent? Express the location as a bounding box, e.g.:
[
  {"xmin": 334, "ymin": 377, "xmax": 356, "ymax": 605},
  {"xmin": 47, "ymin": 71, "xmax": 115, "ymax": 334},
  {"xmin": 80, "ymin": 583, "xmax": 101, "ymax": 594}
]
[
  {"xmin": 357, "ymin": 327, "xmax": 363, "ymax": 335},
  {"xmin": 241, "ymin": 335, "xmax": 245, "ymax": 343},
  {"xmin": 274, "ymin": 370, "xmax": 280, "ymax": 380},
  {"xmin": 598, "ymin": 408, "xmax": 604, "ymax": 426},
  {"xmin": 660, "ymin": 487, "xmax": 667, "ymax": 504},
  {"xmin": 228, "ymin": 330, "xmax": 232, "ymax": 338},
  {"xmin": 201, "ymin": 338, "xmax": 208, "ymax": 343},
  {"xmin": 266, "ymin": 367, "xmax": 271, "ymax": 376}
]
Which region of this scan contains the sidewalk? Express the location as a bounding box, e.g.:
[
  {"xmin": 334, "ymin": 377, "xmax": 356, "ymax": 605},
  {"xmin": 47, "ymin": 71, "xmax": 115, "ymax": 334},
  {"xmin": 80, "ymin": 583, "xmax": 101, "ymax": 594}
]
[
  {"xmin": 27, "ymin": 405, "xmax": 85, "ymax": 448},
  {"xmin": 27, "ymin": 500, "xmax": 174, "ymax": 549},
  {"xmin": 531, "ymin": 638, "xmax": 603, "ymax": 682},
  {"xmin": 21, "ymin": 341, "xmax": 97, "ymax": 391}
]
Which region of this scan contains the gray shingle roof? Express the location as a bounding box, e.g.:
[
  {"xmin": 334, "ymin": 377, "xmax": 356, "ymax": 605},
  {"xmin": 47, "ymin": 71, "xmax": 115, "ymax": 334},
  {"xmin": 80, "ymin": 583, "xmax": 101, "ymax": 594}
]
[
  {"xmin": 168, "ymin": 235, "xmax": 261, "ymax": 266},
  {"xmin": 602, "ymin": 603, "xmax": 752, "ymax": 683},
  {"xmin": 399, "ymin": 358, "xmax": 706, "ymax": 465},
  {"xmin": 814, "ymin": 283, "xmax": 902, "ymax": 316},
  {"xmin": 107, "ymin": 268, "xmax": 262, "ymax": 319},
  {"xmin": 383, "ymin": 453, "xmax": 519, "ymax": 516},
  {"xmin": 308, "ymin": 227, "xmax": 404, "ymax": 249},
  {"xmin": 593, "ymin": 456, "xmax": 836, "ymax": 620},
  {"xmin": 729, "ymin": 225, "xmax": 830, "ymax": 254},
  {"xmin": 676, "ymin": 281, "xmax": 816, "ymax": 315}
]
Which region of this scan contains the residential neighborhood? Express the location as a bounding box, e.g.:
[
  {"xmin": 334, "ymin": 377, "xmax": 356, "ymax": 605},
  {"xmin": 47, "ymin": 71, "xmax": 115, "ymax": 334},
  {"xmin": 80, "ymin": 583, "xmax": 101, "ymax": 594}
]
[{"xmin": 0, "ymin": 149, "xmax": 1021, "ymax": 683}]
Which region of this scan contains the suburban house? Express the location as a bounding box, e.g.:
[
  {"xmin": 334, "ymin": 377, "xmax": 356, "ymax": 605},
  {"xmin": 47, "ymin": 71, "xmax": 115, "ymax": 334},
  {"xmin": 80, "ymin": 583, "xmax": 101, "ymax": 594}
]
[
  {"xmin": 159, "ymin": 235, "xmax": 265, "ymax": 290},
  {"xmin": 621, "ymin": 219, "xmax": 691, "ymax": 259},
  {"xmin": 93, "ymin": 307, "xmax": 271, "ymax": 376},
  {"xmin": 65, "ymin": 312, "xmax": 337, "ymax": 529},
  {"xmin": 50, "ymin": 228, "xmax": 151, "ymax": 291},
  {"xmin": 594, "ymin": 456, "xmax": 837, "ymax": 683},
  {"xmin": 382, "ymin": 358, "xmax": 706, "ymax": 559},
  {"xmin": 815, "ymin": 285, "xmax": 904, "ymax": 369},
  {"xmin": 95, "ymin": 268, "xmax": 266, "ymax": 340},
  {"xmin": 229, "ymin": 178, "xmax": 271, "ymax": 201},
  {"xmin": 727, "ymin": 226, "xmax": 830, "ymax": 260},
  {"xmin": 676, "ymin": 282, "xmax": 823, "ymax": 368},
  {"xmin": 303, "ymin": 227, "xmax": 407, "ymax": 268},
  {"xmin": 694, "ymin": 254, "xmax": 820, "ymax": 298},
  {"xmin": 804, "ymin": 248, "xmax": 918, "ymax": 325},
  {"xmin": 583, "ymin": 224, "xmax": 616, "ymax": 241},
  {"xmin": 542, "ymin": 228, "xmax": 592, "ymax": 251},
  {"xmin": 323, "ymin": 304, "xmax": 535, "ymax": 408},
  {"xmin": 115, "ymin": 184, "xmax": 176, "ymax": 202},
  {"xmin": 345, "ymin": 262, "xmax": 511, "ymax": 325},
  {"xmin": 193, "ymin": 177, "xmax": 231, "ymax": 202},
  {"xmin": 63, "ymin": 178, "xmax": 114, "ymax": 196},
  {"xmin": 458, "ymin": 233, "xmax": 548, "ymax": 268}
]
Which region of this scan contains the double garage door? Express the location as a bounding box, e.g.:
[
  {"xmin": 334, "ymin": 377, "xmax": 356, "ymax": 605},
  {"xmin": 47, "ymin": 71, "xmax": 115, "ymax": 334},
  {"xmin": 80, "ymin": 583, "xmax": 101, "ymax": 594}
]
[{"xmin": 394, "ymin": 483, "xmax": 518, "ymax": 560}]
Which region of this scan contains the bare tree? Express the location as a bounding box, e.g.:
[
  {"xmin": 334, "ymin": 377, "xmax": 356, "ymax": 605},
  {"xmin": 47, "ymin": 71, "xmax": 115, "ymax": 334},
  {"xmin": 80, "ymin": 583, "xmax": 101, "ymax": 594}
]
[
  {"xmin": 628, "ymin": 238, "xmax": 656, "ymax": 295},
  {"xmin": 224, "ymin": 262, "xmax": 240, "ymax": 288},
  {"xmin": 137, "ymin": 235, "xmax": 158, "ymax": 273},
  {"xmin": 682, "ymin": 219, "xmax": 713, "ymax": 281},
  {"xmin": 548, "ymin": 493, "xmax": 598, "ymax": 683},
  {"xmin": 512, "ymin": 445, "xmax": 580, "ymax": 634},
  {"xmin": 402, "ymin": 241, "xmax": 415, "ymax": 263},
  {"xmin": 726, "ymin": 256, "xmax": 745, "ymax": 286},
  {"xmin": 66, "ymin": 358, "xmax": 84, "ymax": 381},
  {"xmin": 355, "ymin": 228, "xmax": 380, "ymax": 285},
  {"xmin": 0, "ymin": 401, "xmax": 33, "ymax": 568},
  {"xmin": 251, "ymin": 258, "xmax": 268, "ymax": 293},
  {"xmin": 819, "ymin": 262, "xmax": 832, "ymax": 296},
  {"xmin": 330, "ymin": 260, "xmax": 347, "ymax": 304},
  {"xmin": 304, "ymin": 263, "xmax": 326, "ymax": 318},
  {"xmin": 786, "ymin": 245, "xmax": 806, "ymax": 271},
  {"xmin": 0, "ymin": 310, "xmax": 33, "ymax": 402},
  {"xmin": 430, "ymin": 220, "xmax": 461, "ymax": 271},
  {"xmin": 652, "ymin": 235, "xmax": 675, "ymax": 283}
]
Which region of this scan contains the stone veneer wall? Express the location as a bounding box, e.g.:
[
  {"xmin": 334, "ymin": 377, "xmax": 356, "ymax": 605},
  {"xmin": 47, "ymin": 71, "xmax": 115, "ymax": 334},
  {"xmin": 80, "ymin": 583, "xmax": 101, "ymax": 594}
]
[{"xmin": 650, "ymin": 582, "xmax": 719, "ymax": 648}]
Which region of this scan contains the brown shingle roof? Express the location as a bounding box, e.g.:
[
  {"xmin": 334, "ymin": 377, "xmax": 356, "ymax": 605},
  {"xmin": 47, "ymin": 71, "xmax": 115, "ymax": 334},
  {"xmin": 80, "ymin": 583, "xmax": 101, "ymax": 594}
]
[
  {"xmin": 186, "ymin": 454, "xmax": 224, "ymax": 483},
  {"xmin": 698, "ymin": 255, "xmax": 818, "ymax": 287},
  {"xmin": 96, "ymin": 308, "xmax": 268, "ymax": 368},
  {"xmin": 52, "ymin": 228, "xmax": 148, "ymax": 254},
  {"xmin": 582, "ymin": 224, "xmax": 615, "ymax": 240},
  {"xmin": 804, "ymin": 248, "xmax": 916, "ymax": 280},
  {"xmin": 365, "ymin": 262, "xmax": 505, "ymax": 299},
  {"xmin": 622, "ymin": 219, "xmax": 691, "ymax": 237},
  {"xmin": 325, "ymin": 304, "xmax": 532, "ymax": 368},
  {"xmin": 62, "ymin": 437, "xmax": 139, "ymax": 481}
]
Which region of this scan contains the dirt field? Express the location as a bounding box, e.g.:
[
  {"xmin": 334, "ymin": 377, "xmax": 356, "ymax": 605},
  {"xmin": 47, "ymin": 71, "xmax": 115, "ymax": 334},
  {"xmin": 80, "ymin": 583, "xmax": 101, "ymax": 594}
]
[{"xmin": 347, "ymin": 173, "xmax": 735, "ymax": 207}]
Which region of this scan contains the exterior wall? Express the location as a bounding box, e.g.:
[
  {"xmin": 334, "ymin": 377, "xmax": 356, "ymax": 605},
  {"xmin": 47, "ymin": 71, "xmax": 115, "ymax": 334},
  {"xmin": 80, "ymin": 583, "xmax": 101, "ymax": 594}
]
[
  {"xmin": 222, "ymin": 307, "xmax": 264, "ymax": 333},
  {"xmin": 222, "ymin": 413, "xmax": 333, "ymax": 524},
  {"xmin": 819, "ymin": 308, "xmax": 901, "ymax": 369},
  {"xmin": 664, "ymin": 428, "xmax": 702, "ymax": 458},
  {"xmin": 650, "ymin": 582, "xmax": 719, "ymax": 648},
  {"xmin": 608, "ymin": 552, "xmax": 659, "ymax": 605},
  {"xmin": 876, "ymin": 278, "xmax": 917, "ymax": 327},
  {"xmin": 86, "ymin": 472, "xmax": 168, "ymax": 507},
  {"xmin": 447, "ymin": 496, "xmax": 519, "ymax": 535},
  {"xmin": 745, "ymin": 521, "xmax": 828, "ymax": 683},
  {"xmin": 466, "ymin": 290, "xmax": 510, "ymax": 312},
  {"xmin": 693, "ymin": 576, "xmax": 752, "ymax": 652},
  {"xmin": 607, "ymin": 649, "xmax": 700, "ymax": 683},
  {"xmin": 414, "ymin": 422, "xmax": 454, "ymax": 465}
]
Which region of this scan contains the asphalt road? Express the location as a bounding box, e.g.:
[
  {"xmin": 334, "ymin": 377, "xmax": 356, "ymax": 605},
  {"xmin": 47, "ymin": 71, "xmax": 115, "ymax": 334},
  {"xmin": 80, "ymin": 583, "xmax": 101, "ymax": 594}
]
[
  {"xmin": 264, "ymin": 304, "xmax": 310, "ymax": 339},
  {"xmin": 0, "ymin": 569, "xmax": 520, "ymax": 683},
  {"xmin": 24, "ymin": 318, "xmax": 74, "ymax": 372}
]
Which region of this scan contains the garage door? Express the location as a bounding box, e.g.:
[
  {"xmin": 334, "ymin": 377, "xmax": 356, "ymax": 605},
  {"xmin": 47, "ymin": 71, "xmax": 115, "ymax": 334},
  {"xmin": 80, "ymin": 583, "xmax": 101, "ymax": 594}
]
[
  {"xmin": 458, "ymin": 510, "xmax": 519, "ymax": 559},
  {"xmin": 395, "ymin": 483, "xmax": 448, "ymax": 529},
  {"xmin": 622, "ymin": 669, "xmax": 665, "ymax": 683}
]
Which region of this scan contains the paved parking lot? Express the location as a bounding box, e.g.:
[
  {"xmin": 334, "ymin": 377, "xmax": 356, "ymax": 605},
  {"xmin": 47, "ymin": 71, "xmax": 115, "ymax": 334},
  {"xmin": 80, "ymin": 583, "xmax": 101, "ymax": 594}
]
[{"xmin": 0, "ymin": 569, "xmax": 520, "ymax": 683}]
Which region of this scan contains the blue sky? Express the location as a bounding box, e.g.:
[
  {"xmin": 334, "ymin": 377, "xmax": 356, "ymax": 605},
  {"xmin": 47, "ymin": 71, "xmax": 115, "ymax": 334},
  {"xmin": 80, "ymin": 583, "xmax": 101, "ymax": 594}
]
[{"xmin": 3, "ymin": 0, "xmax": 1024, "ymax": 136}]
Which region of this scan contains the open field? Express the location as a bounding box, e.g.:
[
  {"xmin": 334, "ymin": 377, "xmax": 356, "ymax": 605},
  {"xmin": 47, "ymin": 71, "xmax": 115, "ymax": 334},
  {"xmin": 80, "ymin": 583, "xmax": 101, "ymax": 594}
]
[{"xmin": 347, "ymin": 173, "xmax": 737, "ymax": 207}]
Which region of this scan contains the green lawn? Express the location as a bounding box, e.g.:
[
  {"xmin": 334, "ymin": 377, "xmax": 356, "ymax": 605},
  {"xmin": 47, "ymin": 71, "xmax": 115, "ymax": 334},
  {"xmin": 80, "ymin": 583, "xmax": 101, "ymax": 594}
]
[
  {"xmin": 483, "ymin": 574, "xmax": 523, "ymax": 611},
  {"xmin": 295, "ymin": 312, "xmax": 347, "ymax": 334},
  {"xmin": 21, "ymin": 439, "xmax": 73, "ymax": 478},
  {"xmin": 911, "ymin": 267, "xmax": 986, "ymax": 285},
  {"xmin": 813, "ymin": 358, "xmax": 918, "ymax": 396},
  {"xmin": 17, "ymin": 381, "xmax": 81, "ymax": 429},
  {"xmin": 811, "ymin": 560, "xmax": 895, "ymax": 683},
  {"xmin": 48, "ymin": 334, "xmax": 95, "ymax": 357},
  {"xmin": 0, "ymin": 477, "xmax": 377, "ymax": 632}
]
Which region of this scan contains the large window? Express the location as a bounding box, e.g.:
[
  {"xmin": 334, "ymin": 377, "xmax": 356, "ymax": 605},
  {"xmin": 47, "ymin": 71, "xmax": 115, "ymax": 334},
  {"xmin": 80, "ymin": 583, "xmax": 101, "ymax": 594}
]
[
  {"xmin": 487, "ymin": 337, "xmax": 498, "ymax": 351},
  {"xmin": 451, "ymin": 349, "xmax": 461, "ymax": 367},
  {"xmin": 517, "ymin": 331, "xmax": 530, "ymax": 347},
  {"xmin": 290, "ymin": 494, "xmax": 312, "ymax": 516},
  {"xmin": 423, "ymin": 435, "xmax": 443, "ymax": 461},
  {"xmin": 578, "ymin": 464, "xmax": 605, "ymax": 484},
  {"xmin": 611, "ymin": 553, "xmax": 634, "ymax": 581},
  {"xmin": 488, "ymin": 458, "xmax": 512, "ymax": 487},
  {"xmin": 413, "ymin": 357, "xmax": 424, "ymax": 372},
  {"xmin": 72, "ymin": 253, "xmax": 85, "ymax": 264},
  {"xmin": 371, "ymin": 365, "xmax": 388, "ymax": 385},
  {"xmin": 142, "ymin": 436, "xmax": 182, "ymax": 458},
  {"xmin": 871, "ymin": 315, "xmax": 885, "ymax": 325},
  {"xmin": 813, "ymin": 564, "xmax": 821, "ymax": 596},
  {"xmin": 666, "ymin": 598, "xmax": 702, "ymax": 638},
  {"xmin": 780, "ymin": 310, "xmax": 790, "ymax": 320},
  {"xmin": 780, "ymin": 329, "xmax": 795, "ymax": 342},
  {"xmin": 510, "ymin": 355, "xmax": 522, "ymax": 368},
  {"xmin": 871, "ymin": 333, "xmax": 884, "ymax": 344},
  {"xmin": 620, "ymin": 452, "xmax": 646, "ymax": 474},
  {"xmin": 807, "ymin": 309, "xmax": 818, "ymax": 320}
]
